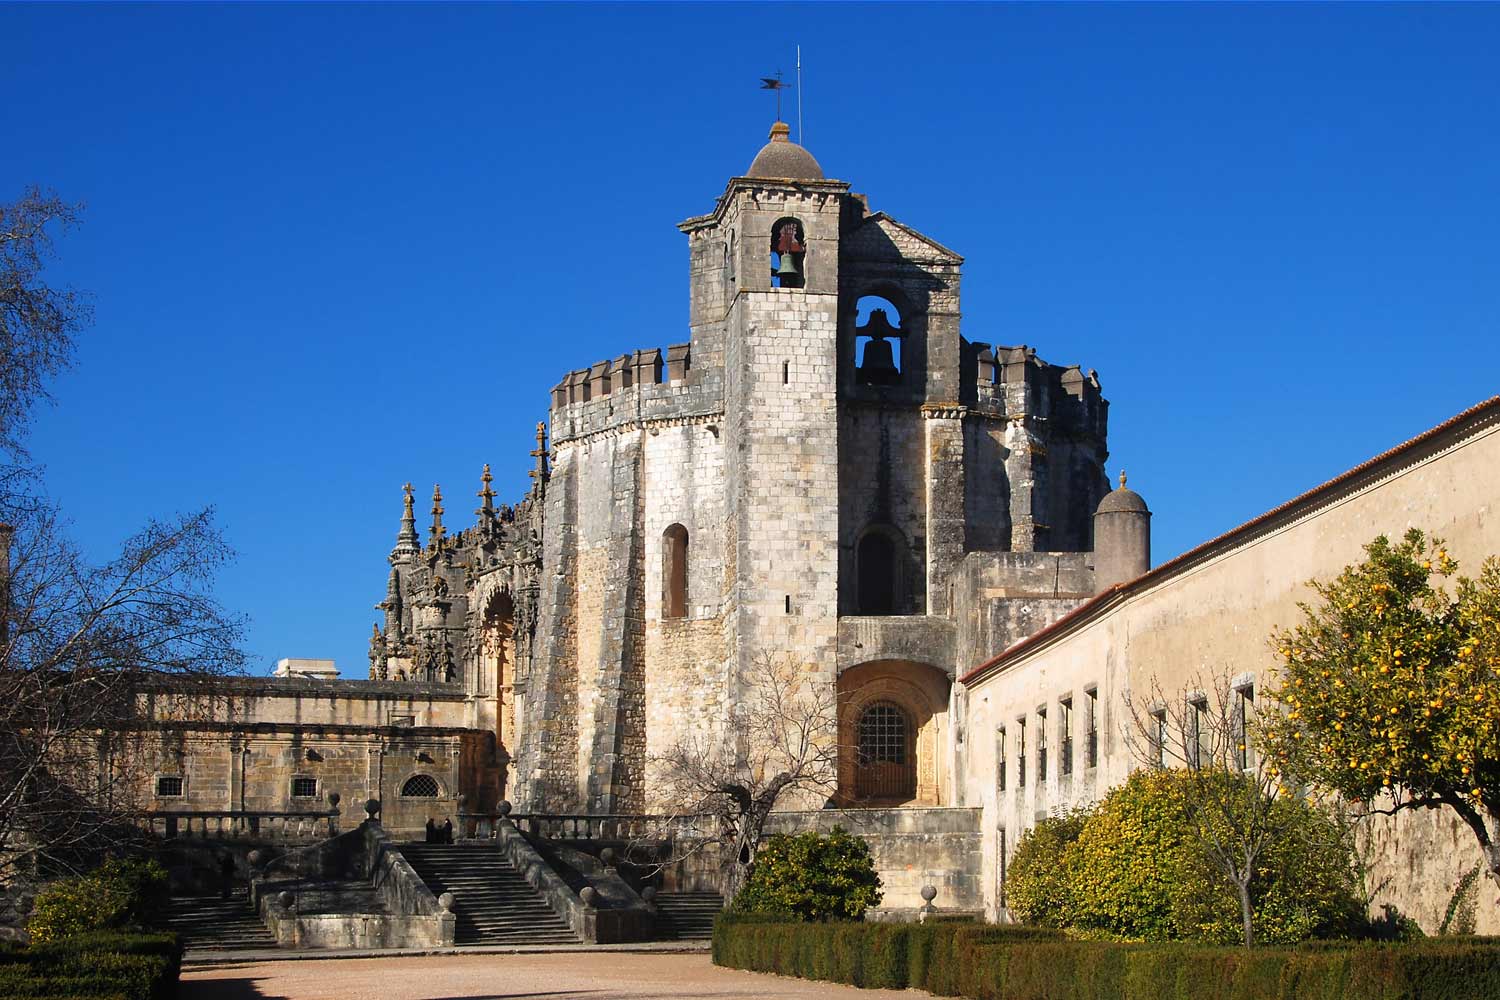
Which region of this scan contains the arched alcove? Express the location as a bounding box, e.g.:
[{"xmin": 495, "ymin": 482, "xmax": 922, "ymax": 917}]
[
  {"xmin": 770, "ymin": 217, "xmax": 806, "ymax": 289},
  {"xmin": 856, "ymin": 525, "xmax": 907, "ymax": 615},
  {"xmin": 836, "ymin": 660, "xmax": 951, "ymax": 806}
]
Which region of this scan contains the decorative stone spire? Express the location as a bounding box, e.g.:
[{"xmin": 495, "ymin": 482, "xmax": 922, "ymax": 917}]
[
  {"xmin": 390, "ymin": 483, "xmax": 420, "ymax": 563},
  {"xmin": 476, "ymin": 464, "xmax": 496, "ymax": 518},
  {"xmin": 529, "ymin": 423, "xmax": 550, "ymax": 484},
  {"xmin": 1119, "ymin": 469, "xmax": 1127, "ymax": 488},
  {"xmin": 429, "ymin": 484, "xmax": 446, "ymax": 544}
]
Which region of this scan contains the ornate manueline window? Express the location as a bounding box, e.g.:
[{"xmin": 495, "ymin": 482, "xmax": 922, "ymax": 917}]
[
  {"xmin": 401, "ymin": 774, "xmax": 439, "ymax": 798},
  {"xmin": 855, "ymin": 701, "xmax": 915, "ymax": 799}
]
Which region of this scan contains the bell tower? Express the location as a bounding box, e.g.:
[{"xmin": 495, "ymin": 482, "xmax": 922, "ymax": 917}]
[{"xmin": 678, "ymin": 121, "xmax": 850, "ymax": 714}]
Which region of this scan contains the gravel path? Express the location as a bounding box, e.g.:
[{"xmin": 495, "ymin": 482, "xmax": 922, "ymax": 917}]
[{"xmin": 180, "ymin": 952, "xmax": 916, "ymax": 1000}]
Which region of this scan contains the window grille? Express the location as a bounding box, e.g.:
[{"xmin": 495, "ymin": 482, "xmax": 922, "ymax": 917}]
[
  {"xmin": 155, "ymin": 775, "xmax": 183, "ymax": 797},
  {"xmin": 1086, "ymin": 688, "xmax": 1099, "ymax": 768},
  {"xmin": 401, "ymin": 774, "xmax": 440, "ymax": 798},
  {"xmin": 997, "ymin": 726, "xmax": 1007, "ymax": 792},
  {"xmin": 1236, "ymin": 685, "xmax": 1255, "ymax": 771},
  {"xmin": 1017, "ymin": 719, "xmax": 1027, "ymax": 788},
  {"xmin": 291, "ymin": 777, "xmax": 318, "ymax": 798},
  {"xmin": 1060, "ymin": 698, "xmax": 1074, "ymax": 776},
  {"xmin": 1037, "ymin": 708, "xmax": 1048, "ymax": 782},
  {"xmin": 855, "ymin": 702, "xmax": 914, "ymax": 799}
]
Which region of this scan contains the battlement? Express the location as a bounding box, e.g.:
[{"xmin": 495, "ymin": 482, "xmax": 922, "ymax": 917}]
[
  {"xmin": 548, "ymin": 341, "xmax": 725, "ymax": 445},
  {"xmin": 974, "ymin": 343, "xmax": 1107, "ymax": 439}
]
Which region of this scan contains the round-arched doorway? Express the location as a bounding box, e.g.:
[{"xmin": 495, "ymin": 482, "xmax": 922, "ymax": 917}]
[{"xmin": 855, "ymin": 701, "xmax": 915, "ymax": 799}]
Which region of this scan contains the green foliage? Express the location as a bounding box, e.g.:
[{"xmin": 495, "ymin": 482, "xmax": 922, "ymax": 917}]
[
  {"xmin": 1263, "ymin": 530, "xmax": 1500, "ymax": 826},
  {"xmin": 1008, "ymin": 769, "xmax": 1361, "ymax": 944},
  {"xmin": 733, "ymin": 826, "xmax": 882, "ymax": 921},
  {"xmin": 1005, "ymin": 810, "xmax": 1085, "ymax": 927},
  {"xmin": 1439, "ymin": 867, "xmax": 1481, "ymax": 937},
  {"xmin": 713, "ymin": 916, "xmax": 1500, "ymax": 999},
  {"xmin": 27, "ymin": 860, "xmax": 169, "ymax": 944},
  {"xmin": 0, "ymin": 931, "xmax": 180, "ymax": 1000}
]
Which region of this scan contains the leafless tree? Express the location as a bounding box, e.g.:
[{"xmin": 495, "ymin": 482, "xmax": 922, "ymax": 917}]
[
  {"xmin": 651, "ymin": 653, "xmax": 839, "ymax": 902},
  {"xmin": 1123, "ymin": 672, "xmax": 1282, "ymax": 947},
  {"xmin": 1, "ymin": 186, "xmax": 89, "ymax": 460},
  {"xmin": 0, "ymin": 186, "xmax": 245, "ymax": 882}
]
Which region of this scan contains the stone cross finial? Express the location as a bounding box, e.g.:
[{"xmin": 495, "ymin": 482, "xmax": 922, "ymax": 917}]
[
  {"xmin": 429, "ymin": 484, "xmax": 446, "ymax": 543},
  {"xmin": 391, "ymin": 483, "xmax": 420, "ymax": 562},
  {"xmin": 476, "ymin": 464, "xmax": 496, "ymax": 517},
  {"xmin": 528, "ymin": 422, "xmax": 550, "ymax": 483}
]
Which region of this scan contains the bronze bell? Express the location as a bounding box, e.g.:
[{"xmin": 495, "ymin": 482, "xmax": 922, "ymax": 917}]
[{"xmin": 774, "ymin": 253, "xmax": 800, "ymax": 278}]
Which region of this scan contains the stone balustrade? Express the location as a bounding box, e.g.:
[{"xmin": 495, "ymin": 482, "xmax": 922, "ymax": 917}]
[{"xmin": 140, "ymin": 809, "xmax": 339, "ymax": 842}]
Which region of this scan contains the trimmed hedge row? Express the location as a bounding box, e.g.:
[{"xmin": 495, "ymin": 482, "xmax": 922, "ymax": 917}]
[
  {"xmin": 712, "ymin": 917, "xmax": 1500, "ymax": 1000},
  {"xmin": 0, "ymin": 931, "xmax": 182, "ymax": 1000}
]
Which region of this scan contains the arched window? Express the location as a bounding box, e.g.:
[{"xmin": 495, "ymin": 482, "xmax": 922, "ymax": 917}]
[
  {"xmin": 401, "ymin": 774, "xmax": 440, "ymax": 798},
  {"xmin": 857, "ymin": 529, "xmax": 899, "ymax": 615},
  {"xmin": 770, "ymin": 217, "xmax": 806, "ymax": 289},
  {"xmin": 855, "ymin": 295, "xmax": 902, "ymax": 386},
  {"xmin": 856, "ymin": 701, "xmax": 915, "ymax": 800},
  {"xmin": 662, "ymin": 523, "xmax": 689, "ymax": 619}
]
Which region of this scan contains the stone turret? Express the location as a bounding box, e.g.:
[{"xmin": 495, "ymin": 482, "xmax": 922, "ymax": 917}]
[{"xmin": 1093, "ymin": 471, "xmax": 1151, "ymax": 591}]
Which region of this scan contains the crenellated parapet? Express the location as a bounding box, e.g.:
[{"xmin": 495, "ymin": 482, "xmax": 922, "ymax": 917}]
[
  {"xmin": 973, "ymin": 344, "xmax": 1108, "ymax": 444},
  {"xmin": 546, "ymin": 341, "xmax": 724, "ymax": 447}
]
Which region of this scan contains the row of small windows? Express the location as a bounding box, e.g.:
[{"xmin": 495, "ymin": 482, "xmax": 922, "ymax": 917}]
[
  {"xmin": 153, "ymin": 773, "xmax": 441, "ymax": 799},
  {"xmin": 1149, "ymin": 685, "xmax": 1256, "ymax": 771},
  {"xmin": 997, "ymin": 684, "xmax": 1257, "ymax": 792},
  {"xmin": 997, "ymin": 688, "xmax": 1100, "ymax": 792}
]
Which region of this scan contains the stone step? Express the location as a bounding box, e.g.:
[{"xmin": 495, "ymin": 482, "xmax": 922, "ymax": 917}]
[{"xmin": 396, "ymin": 844, "xmax": 582, "ymax": 946}]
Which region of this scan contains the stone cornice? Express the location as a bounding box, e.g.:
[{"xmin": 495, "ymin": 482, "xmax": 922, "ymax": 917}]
[{"xmin": 554, "ymin": 411, "xmax": 725, "ymax": 449}]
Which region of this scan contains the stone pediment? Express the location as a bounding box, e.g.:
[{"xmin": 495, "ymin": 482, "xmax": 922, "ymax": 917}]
[{"xmin": 845, "ymin": 212, "xmax": 964, "ymax": 266}]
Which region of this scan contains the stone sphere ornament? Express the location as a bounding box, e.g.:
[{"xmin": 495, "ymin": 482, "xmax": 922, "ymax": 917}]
[
  {"xmin": 364, "ymin": 798, "xmax": 381, "ymax": 819},
  {"xmin": 438, "ymin": 892, "xmax": 455, "ymax": 912},
  {"xmin": 920, "ymin": 885, "xmax": 938, "ymax": 903},
  {"xmin": 600, "ymin": 847, "xmax": 616, "ymax": 868},
  {"xmin": 278, "ymin": 891, "xmax": 295, "ymax": 909},
  {"xmin": 498, "ymin": 800, "xmax": 513, "ymax": 817},
  {"xmin": 580, "ymin": 887, "xmax": 597, "ymax": 907},
  {"xmin": 327, "ymin": 792, "xmax": 341, "ymax": 808},
  {"xmin": 246, "ymin": 849, "xmax": 264, "ymax": 868}
]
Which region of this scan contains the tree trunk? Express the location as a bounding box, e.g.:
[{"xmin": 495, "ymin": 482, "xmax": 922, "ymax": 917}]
[{"xmin": 1236, "ymin": 879, "xmax": 1255, "ymax": 948}]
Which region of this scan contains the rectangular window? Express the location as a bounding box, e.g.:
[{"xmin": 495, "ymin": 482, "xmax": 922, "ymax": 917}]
[
  {"xmin": 1060, "ymin": 698, "xmax": 1074, "ymax": 776},
  {"xmin": 1037, "ymin": 708, "xmax": 1048, "ymax": 782},
  {"xmin": 291, "ymin": 776, "xmax": 318, "ymax": 799},
  {"xmin": 155, "ymin": 775, "xmax": 183, "ymax": 797},
  {"xmin": 1190, "ymin": 698, "xmax": 1209, "ymax": 770},
  {"xmin": 1151, "ymin": 709, "xmax": 1168, "ymax": 767},
  {"xmin": 1236, "ymin": 685, "xmax": 1255, "ymax": 771},
  {"xmin": 1085, "ymin": 687, "xmax": 1099, "ymax": 768},
  {"xmin": 1017, "ymin": 719, "xmax": 1027, "ymax": 789},
  {"xmin": 389, "ymin": 713, "xmax": 415, "ymax": 728},
  {"xmin": 997, "ymin": 726, "xmax": 1008, "ymax": 792}
]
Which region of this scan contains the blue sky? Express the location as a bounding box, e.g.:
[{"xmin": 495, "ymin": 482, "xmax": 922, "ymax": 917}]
[{"xmin": 4, "ymin": 3, "xmax": 1497, "ymax": 676}]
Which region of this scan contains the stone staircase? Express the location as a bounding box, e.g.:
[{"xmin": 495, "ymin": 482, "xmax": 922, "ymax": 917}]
[
  {"xmin": 654, "ymin": 890, "xmax": 723, "ymax": 940},
  {"xmin": 158, "ymin": 889, "xmax": 278, "ymax": 952},
  {"xmin": 397, "ymin": 843, "xmax": 579, "ymax": 945}
]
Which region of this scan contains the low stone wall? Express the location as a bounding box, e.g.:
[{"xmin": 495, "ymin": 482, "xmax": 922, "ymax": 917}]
[{"xmin": 764, "ymin": 807, "xmax": 983, "ymax": 916}]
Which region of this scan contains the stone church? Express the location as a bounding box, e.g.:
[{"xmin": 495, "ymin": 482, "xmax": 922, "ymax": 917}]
[
  {"xmin": 362, "ymin": 119, "xmax": 1146, "ymax": 818},
  {"xmin": 131, "ymin": 121, "xmax": 1497, "ymax": 930}
]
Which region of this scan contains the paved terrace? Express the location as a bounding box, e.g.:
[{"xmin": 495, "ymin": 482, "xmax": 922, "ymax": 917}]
[{"xmin": 181, "ymin": 952, "xmax": 912, "ymax": 1000}]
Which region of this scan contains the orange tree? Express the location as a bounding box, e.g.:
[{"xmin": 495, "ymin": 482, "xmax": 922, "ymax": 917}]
[{"xmin": 1263, "ymin": 529, "xmax": 1500, "ymax": 893}]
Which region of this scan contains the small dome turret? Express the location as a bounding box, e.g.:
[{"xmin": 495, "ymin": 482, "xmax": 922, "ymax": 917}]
[
  {"xmin": 746, "ymin": 122, "xmax": 824, "ymax": 180},
  {"xmin": 1093, "ymin": 471, "xmax": 1151, "ymax": 592},
  {"xmin": 1095, "ymin": 470, "xmax": 1149, "ymax": 514}
]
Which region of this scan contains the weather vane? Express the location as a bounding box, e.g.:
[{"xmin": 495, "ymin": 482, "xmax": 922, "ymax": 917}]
[{"xmin": 760, "ymin": 71, "xmax": 790, "ymax": 122}]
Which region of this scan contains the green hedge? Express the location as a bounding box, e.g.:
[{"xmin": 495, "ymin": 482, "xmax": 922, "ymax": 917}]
[
  {"xmin": 0, "ymin": 931, "xmax": 181, "ymax": 1000},
  {"xmin": 713, "ymin": 917, "xmax": 1500, "ymax": 1000}
]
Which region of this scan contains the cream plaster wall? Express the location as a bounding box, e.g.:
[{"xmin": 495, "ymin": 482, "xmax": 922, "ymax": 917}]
[{"xmin": 963, "ymin": 406, "xmax": 1500, "ymax": 932}]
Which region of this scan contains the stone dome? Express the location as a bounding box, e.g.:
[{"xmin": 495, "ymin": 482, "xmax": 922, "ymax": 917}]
[
  {"xmin": 1095, "ymin": 472, "xmax": 1149, "ymax": 515},
  {"xmin": 746, "ymin": 122, "xmax": 824, "ymax": 180}
]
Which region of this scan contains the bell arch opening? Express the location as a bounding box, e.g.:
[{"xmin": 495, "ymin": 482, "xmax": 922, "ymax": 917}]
[
  {"xmin": 770, "ymin": 217, "xmax": 806, "ymax": 289},
  {"xmin": 855, "ymin": 295, "xmax": 903, "ymax": 385}
]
